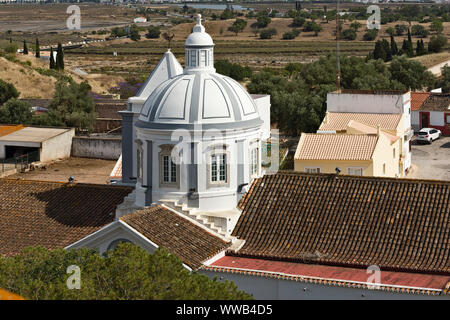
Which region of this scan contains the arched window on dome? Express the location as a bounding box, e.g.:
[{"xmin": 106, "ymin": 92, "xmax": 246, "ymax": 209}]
[{"xmin": 159, "ymin": 144, "xmax": 180, "ymax": 188}]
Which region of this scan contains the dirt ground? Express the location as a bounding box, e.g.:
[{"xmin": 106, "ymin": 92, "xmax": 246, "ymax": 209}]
[
  {"xmin": 9, "ymin": 157, "xmax": 117, "ymax": 185},
  {"xmin": 407, "ymin": 136, "xmax": 450, "ymax": 181}
]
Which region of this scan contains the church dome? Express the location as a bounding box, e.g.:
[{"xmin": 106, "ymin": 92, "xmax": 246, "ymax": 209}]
[
  {"xmin": 137, "ymin": 14, "xmax": 263, "ymax": 131},
  {"xmin": 137, "ymin": 72, "xmax": 262, "ymax": 130}
]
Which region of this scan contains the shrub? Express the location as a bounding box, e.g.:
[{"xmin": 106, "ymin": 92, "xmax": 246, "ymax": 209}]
[
  {"xmin": 342, "ymin": 28, "xmax": 357, "ymax": 40},
  {"xmin": 292, "ymin": 16, "xmax": 305, "ymax": 27},
  {"xmin": 428, "ymin": 34, "xmax": 448, "ymax": 53},
  {"xmin": 256, "ymin": 15, "xmax": 271, "ymax": 28},
  {"xmin": 259, "ymin": 28, "xmax": 277, "ymax": 39},
  {"xmin": 363, "ymin": 29, "xmax": 378, "ymax": 41},
  {"xmin": 411, "ymin": 25, "xmax": 429, "ymax": 38},
  {"xmin": 146, "ymin": 26, "xmax": 161, "ymax": 39}
]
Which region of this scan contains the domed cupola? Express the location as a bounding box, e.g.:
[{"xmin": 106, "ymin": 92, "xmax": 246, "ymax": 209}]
[
  {"xmin": 137, "ymin": 14, "xmax": 263, "ymax": 131},
  {"xmin": 184, "ymin": 14, "xmax": 215, "ymax": 73}
]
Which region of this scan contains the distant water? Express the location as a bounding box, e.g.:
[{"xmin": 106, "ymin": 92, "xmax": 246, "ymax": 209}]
[{"xmin": 176, "ymin": 4, "xmax": 252, "ymax": 10}]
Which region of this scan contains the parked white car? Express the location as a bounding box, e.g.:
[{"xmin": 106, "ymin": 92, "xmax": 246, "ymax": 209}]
[{"xmin": 416, "ymin": 128, "xmax": 442, "ymax": 144}]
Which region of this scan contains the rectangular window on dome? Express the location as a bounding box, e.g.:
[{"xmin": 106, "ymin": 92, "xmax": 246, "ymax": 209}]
[
  {"xmin": 163, "ymin": 155, "xmax": 169, "ymax": 182},
  {"xmin": 219, "ymin": 154, "xmax": 226, "ymax": 181},
  {"xmin": 211, "ymin": 155, "xmax": 218, "ymax": 182},
  {"xmin": 200, "ymin": 50, "xmax": 207, "ymax": 67},
  {"xmin": 250, "ymin": 147, "xmax": 259, "ymax": 176},
  {"xmin": 191, "ymin": 51, "xmax": 197, "ymax": 66},
  {"xmin": 170, "ymin": 160, "xmax": 177, "ymax": 183}
]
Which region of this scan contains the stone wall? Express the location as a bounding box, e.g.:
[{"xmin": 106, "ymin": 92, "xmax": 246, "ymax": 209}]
[{"xmin": 71, "ymin": 136, "xmax": 121, "ymax": 160}]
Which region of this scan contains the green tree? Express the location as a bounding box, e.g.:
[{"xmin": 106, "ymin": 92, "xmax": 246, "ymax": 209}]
[
  {"xmin": 363, "ymin": 29, "xmax": 378, "ymax": 41},
  {"xmin": 411, "ymin": 25, "xmax": 429, "ymax": 38},
  {"xmin": 390, "ymin": 35, "xmax": 399, "ymax": 56},
  {"xmin": 292, "ymin": 16, "xmax": 305, "ymax": 28},
  {"xmin": 228, "ymin": 18, "xmax": 247, "ymax": 36},
  {"xmin": 385, "ymin": 27, "xmax": 395, "ymax": 37},
  {"xmin": 33, "ymin": 80, "xmax": 96, "ymax": 132},
  {"xmin": 214, "ymin": 60, "xmax": 252, "ymax": 81},
  {"xmin": 35, "ymin": 38, "xmax": 40, "ymax": 58},
  {"xmin": 303, "ymin": 21, "xmax": 322, "ymax": 36},
  {"xmin": 0, "ymin": 244, "xmax": 252, "ymax": 300},
  {"xmin": 256, "ymin": 15, "xmax": 271, "ymax": 28},
  {"xmin": 146, "ymin": 26, "xmax": 161, "ymax": 39},
  {"xmin": 373, "ymin": 40, "xmax": 387, "ymax": 61},
  {"xmin": 49, "ymin": 47, "xmax": 55, "ymax": 69},
  {"xmin": 220, "ymin": 8, "xmax": 233, "ymax": 20},
  {"xmin": 416, "ymin": 39, "xmax": 427, "ymax": 56},
  {"xmin": 23, "ymin": 40, "xmax": 28, "ymax": 55},
  {"xmin": 439, "ymin": 66, "xmax": 450, "ymax": 93},
  {"xmin": 428, "ymin": 34, "xmax": 448, "ymax": 53},
  {"xmin": 350, "ymin": 21, "xmax": 362, "ymax": 31},
  {"xmin": 56, "ymin": 43, "xmax": 64, "ymax": 70},
  {"xmin": 259, "ymin": 28, "xmax": 277, "ymax": 39},
  {"xmin": 389, "ymin": 55, "xmax": 435, "ymax": 90},
  {"xmin": 342, "ymin": 28, "xmax": 356, "ymax": 40},
  {"xmin": 394, "ymin": 24, "xmax": 408, "ymax": 36},
  {"xmin": 129, "ymin": 24, "xmax": 141, "ymax": 41},
  {"xmin": 429, "ymin": 19, "xmax": 443, "ymax": 34},
  {"xmin": 0, "ymin": 79, "xmax": 19, "ymax": 105},
  {"xmin": 0, "ymin": 99, "xmax": 32, "ymax": 125}
]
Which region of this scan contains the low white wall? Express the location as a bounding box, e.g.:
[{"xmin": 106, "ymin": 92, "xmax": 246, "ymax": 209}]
[
  {"xmin": 40, "ymin": 128, "xmax": 75, "ymax": 162},
  {"xmin": 252, "ymin": 95, "xmax": 271, "ymax": 141},
  {"xmin": 200, "ymin": 270, "xmax": 447, "ymax": 300},
  {"xmin": 71, "ymin": 136, "xmax": 122, "ymax": 160}
]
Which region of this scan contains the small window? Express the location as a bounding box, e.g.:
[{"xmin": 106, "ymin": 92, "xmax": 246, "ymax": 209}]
[
  {"xmin": 136, "ymin": 140, "xmax": 143, "ymax": 183},
  {"xmin": 446, "ymin": 114, "xmax": 450, "ymax": 124},
  {"xmin": 190, "ymin": 50, "xmax": 197, "ymax": 67},
  {"xmin": 211, "ymin": 154, "xmax": 226, "ymax": 182},
  {"xmin": 393, "ymin": 148, "xmax": 396, "ymax": 158},
  {"xmin": 305, "ymin": 167, "xmax": 321, "ymax": 174},
  {"xmin": 347, "ymin": 167, "xmax": 363, "ymax": 176},
  {"xmin": 200, "ymin": 50, "xmax": 207, "ymax": 67},
  {"xmin": 163, "ymin": 155, "xmax": 177, "ymax": 183},
  {"xmin": 159, "ymin": 145, "xmax": 179, "ymax": 188},
  {"xmin": 383, "ymin": 163, "xmax": 386, "ymax": 175},
  {"xmin": 250, "ymin": 147, "xmax": 259, "ymax": 176},
  {"xmin": 186, "ymin": 51, "xmax": 190, "ymax": 67}
]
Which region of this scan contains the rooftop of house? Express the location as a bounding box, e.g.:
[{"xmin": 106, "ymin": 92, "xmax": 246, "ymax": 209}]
[
  {"xmin": 233, "ymin": 172, "xmax": 450, "ymax": 275},
  {"xmin": 420, "ymin": 93, "xmax": 450, "ymax": 112},
  {"xmin": 346, "ymin": 120, "xmax": 399, "ymax": 143},
  {"xmin": 411, "ymin": 92, "xmax": 431, "ymax": 111},
  {"xmin": 319, "ymin": 112, "xmax": 402, "ymax": 132},
  {"xmin": 0, "ymin": 179, "xmax": 133, "ymax": 256},
  {"xmin": 202, "ymin": 256, "xmax": 450, "ymax": 296},
  {"xmin": 121, "ymin": 205, "xmax": 230, "ymax": 269},
  {"xmin": 294, "ymin": 133, "xmax": 378, "ymax": 161},
  {"xmin": 330, "ymin": 89, "xmax": 409, "ymax": 95},
  {"xmin": 0, "ymin": 126, "xmax": 72, "ymax": 143}
]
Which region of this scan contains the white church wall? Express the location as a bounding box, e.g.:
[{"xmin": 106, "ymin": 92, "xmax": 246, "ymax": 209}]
[
  {"xmin": 252, "ymin": 95, "xmax": 271, "ymax": 141},
  {"xmin": 200, "ymin": 270, "xmax": 448, "ymax": 300}
]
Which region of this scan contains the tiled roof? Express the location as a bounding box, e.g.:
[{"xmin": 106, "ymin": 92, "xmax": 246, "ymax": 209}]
[
  {"xmin": 420, "ymin": 93, "xmax": 450, "ymax": 112},
  {"xmin": 410, "ymin": 92, "xmax": 430, "ymax": 111},
  {"xmin": 202, "ymin": 256, "xmax": 450, "ymax": 296},
  {"xmin": 0, "ymin": 125, "xmax": 24, "ymax": 138},
  {"xmin": 294, "ymin": 133, "xmax": 378, "ymax": 161},
  {"xmin": 121, "ymin": 205, "xmax": 230, "ymax": 269},
  {"xmin": 0, "ymin": 179, "xmax": 132, "ymax": 255},
  {"xmin": 233, "ymin": 172, "xmax": 450, "ymax": 275},
  {"xmin": 319, "ymin": 113, "xmax": 402, "ymax": 132},
  {"xmin": 110, "ymin": 155, "xmax": 122, "ymax": 180},
  {"xmin": 346, "ymin": 120, "xmax": 399, "ymax": 143}
]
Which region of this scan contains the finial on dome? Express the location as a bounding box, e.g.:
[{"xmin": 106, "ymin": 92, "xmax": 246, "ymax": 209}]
[{"xmin": 197, "ymin": 14, "xmax": 202, "ymax": 25}]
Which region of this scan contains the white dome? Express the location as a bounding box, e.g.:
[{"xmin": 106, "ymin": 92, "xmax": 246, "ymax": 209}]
[
  {"xmin": 137, "ymin": 72, "xmax": 262, "ymax": 130},
  {"xmin": 185, "ymin": 32, "xmax": 214, "ymax": 47}
]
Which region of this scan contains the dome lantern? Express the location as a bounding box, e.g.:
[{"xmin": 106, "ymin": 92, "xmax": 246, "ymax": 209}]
[{"xmin": 185, "ymin": 14, "xmax": 215, "ymax": 73}]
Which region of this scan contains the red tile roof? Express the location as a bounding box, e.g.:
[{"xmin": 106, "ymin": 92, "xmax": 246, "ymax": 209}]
[
  {"xmin": 420, "ymin": 93, "xmax": 450, "ymax": 112},
  {"xmin": 233, "ymin": 172, "xmax": 450, "ymax": 275},
  {"xmin": 411, "ymin": 92, "xmax": 430, "ymax": 111},
  {"xmin": 203, "ymin": 256, "xmax": 450, "ymax": 295},
  {"xmin": 121, "ymin": 205, "xmax": 230, "ymax": 269},
  {"xmin": 0, "ymin": 179, "xmax": 132, "ymax": 255}
]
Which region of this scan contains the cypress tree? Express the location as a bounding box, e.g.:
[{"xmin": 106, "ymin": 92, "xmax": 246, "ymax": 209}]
[
  {"xmin": 35, "ymin": 38, "xmax": 40, "ymax": 58},
  {"xmin": 56, "ymin": 43, "xmax": 64, "ymax": 70},
  {"xmin": 381, "ymin": 39, "xmax": 392, "ymax": 61},
  {"xmin": 406, "ymin": 28, "xmax": 414, "ymax": 57},
  {"xmin": 49, "ymin": 47, "xmax": 55, "ymax": 69},
  {"xmin": 390, "ymin": 35, "xmax": 398, "ymax": 56},
  {"xmin": 373, "ymin": 40, "xmax": 387, "ymax": 61},
  {"xmin": 416, "ymin": 39, "xmax": 427, "ymax": 56},
  {"xmin": 23, "ymin": 40, "xmax": 28, "ymax": 55}
]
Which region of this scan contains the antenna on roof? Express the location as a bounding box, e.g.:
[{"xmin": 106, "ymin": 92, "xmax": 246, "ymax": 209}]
[
  {"xmin": 336, "ymin": 0, "xmax": 341, "ymax": 93},
  {"xmin": 162, "ymin": 32, "xmax": 175, "ymax": 50}
]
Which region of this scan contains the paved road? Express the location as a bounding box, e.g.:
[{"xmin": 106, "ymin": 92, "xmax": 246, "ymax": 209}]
[
  {"xmin": 408, "ymin": 136, "xmax": 450, "ymax": 181},
  {"xmin": 427, "ymin": 59, "xmax": 450, "ymax": 76}
]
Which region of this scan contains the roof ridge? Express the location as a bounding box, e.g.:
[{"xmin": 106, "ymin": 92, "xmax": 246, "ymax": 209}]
[
  {"xmin": 270, "ymin": 170, "xmax": 450, "ymax": 185},
  {"xmin": 0, "ymin": 178, "xmax": 134, "ymax": 190}
]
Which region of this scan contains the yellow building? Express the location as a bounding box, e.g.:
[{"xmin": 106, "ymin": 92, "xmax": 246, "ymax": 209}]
[{"xmin": 294, "ymin": 122, "xmax": 402, "ymax": 177}]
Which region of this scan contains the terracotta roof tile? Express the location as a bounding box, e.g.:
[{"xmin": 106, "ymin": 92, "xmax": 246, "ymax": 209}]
[
  {"xmin": 411, "ymin": 92, "xmax": 430, "ymax": 111},
  {"xmin": 420, "ymin": 93, "xmax": 450, "ymax": 112},
  {"xmin": 294, "ymin": 133, "xmax": 378, "ymax": 161},
  {"xmin": 0, "ymin": 179, "xmax": 132, "ymax": 255},
  {"xmin": 121, "ymin": 206, "xmax": 230, "ymax": 269},
  {"xmin": 233, "ymin": 172, "xmax": 450, "ymax": 275},
  {"xmin": 319, "ymin": 113, "xmax": 402, "ymax": 131},
  {"xmin": 203, "ymin": 256, "xmax": 450, "ymax": 295}
]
